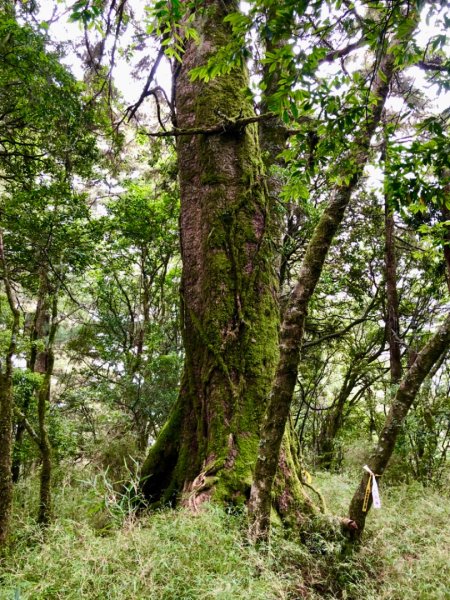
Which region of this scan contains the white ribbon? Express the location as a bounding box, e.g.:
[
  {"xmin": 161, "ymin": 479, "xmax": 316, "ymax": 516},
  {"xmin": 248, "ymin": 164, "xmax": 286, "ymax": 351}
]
[{"xmin": 363, "ymin": 464, "xmax": 381, "ymax": 509}]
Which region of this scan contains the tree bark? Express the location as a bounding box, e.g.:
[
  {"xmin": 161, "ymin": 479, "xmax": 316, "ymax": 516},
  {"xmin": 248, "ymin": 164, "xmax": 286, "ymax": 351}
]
[
  {"xmin": 37, "ymin": 293, "xmax": 57, "ymax": 525},
  {"xmin": 0, "ymin": 230, "xmax": 19, "ymax": 548},
  {"xmin": 12, "ymin": 271, "xmax": 50, "ymax": 483},
  {"xmin": 141, "ymin": 0, "xmax": 280, "ymax": 506},
  {"xmin": 0, "ymin": 371, "xmax": 14, "ymax": 549},
  {"xmin": 385, "ymin": 198, "xmax": 402, "ymax": 383},
  {"xmin": 348, "ymin": 312, "xmax": 450, "ymax": 536},
  {"xmin": 248, "ymin": 15, "xmax": 418, "ymax": 542}
]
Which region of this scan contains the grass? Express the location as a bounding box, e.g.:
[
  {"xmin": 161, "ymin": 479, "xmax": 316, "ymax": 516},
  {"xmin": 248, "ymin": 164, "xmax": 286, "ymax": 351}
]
[
  {"xmin": 1, "ymin": 509, "xmax": 288, "ymax": 600},
  {"xmin": 1, "ymin": 467, "xmax": 449, "ymax": 599},
  {"xmin": 315, "ymin": 471, "xmax": 450, "ymax": 599}
]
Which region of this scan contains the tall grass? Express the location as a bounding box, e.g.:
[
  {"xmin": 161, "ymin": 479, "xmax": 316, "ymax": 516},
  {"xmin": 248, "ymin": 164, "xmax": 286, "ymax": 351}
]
[
  {"xmin": 1, "ymin": 467, "xmax": 449, "ymax": 599},
  {"xmin": 314, "ymin": 471, "xmax": 450, "ymax": 599}
]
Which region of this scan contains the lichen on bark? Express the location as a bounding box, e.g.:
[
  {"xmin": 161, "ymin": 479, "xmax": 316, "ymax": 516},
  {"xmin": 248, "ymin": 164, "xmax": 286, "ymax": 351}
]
[{"xmin": 141, "ymin": 0, "xmax": 280, "ymax": 507}]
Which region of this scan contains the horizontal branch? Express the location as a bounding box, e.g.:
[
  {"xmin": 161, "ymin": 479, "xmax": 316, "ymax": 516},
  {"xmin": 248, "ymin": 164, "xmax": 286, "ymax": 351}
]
[
  {"xmin": 417, "ymin": 60, "xmax": 449, "ymax": 73},
  {"xmin": 319, "ymin": 37, "xmax": 366, "ymax": 64},
  {"xmin": 144, "ymin": 112, "xmax": 312, "ymax": 138}
]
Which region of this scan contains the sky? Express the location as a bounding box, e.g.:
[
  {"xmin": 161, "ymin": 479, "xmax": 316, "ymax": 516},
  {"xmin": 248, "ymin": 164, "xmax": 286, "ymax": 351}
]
[{"xmin": 37, "ymin": 0, "xmax": 449, "ymax": 115}]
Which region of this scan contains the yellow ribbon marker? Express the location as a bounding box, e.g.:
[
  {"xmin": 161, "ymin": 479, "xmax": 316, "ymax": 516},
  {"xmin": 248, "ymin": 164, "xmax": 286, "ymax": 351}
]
[
  {"xmin": 303, "ymin": 469, "xmax": 312, "ymax": 485},
  {"xmin": 362, "ymin": 475, "xmax": 372, "ymax": 513},
  {"xmin": 362, "ymin": 465, "xmax": 381, "ymax": 512}
]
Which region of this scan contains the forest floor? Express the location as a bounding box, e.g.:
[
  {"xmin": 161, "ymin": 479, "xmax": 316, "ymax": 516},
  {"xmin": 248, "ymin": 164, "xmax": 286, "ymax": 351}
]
[{"xmin": 1, "ymin": 468, "xmax": 449, "ymax": 599}]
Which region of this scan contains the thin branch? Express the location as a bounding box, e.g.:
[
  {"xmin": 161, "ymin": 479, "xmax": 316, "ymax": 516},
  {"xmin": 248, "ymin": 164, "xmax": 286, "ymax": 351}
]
[
  {"xmin": 303, "ymin": 295, "xmax": 379, "ymax": 349},
  {"xmin": 123, "ymin": 46, "xmax": 165, "ymax": 124},
  {"xmin": 417, "ymin": 60, "xmax": 449, "ymax": 73},
  {"xmin": 319, "ymin": 36, "xmax": 366, "ymax": 64}
]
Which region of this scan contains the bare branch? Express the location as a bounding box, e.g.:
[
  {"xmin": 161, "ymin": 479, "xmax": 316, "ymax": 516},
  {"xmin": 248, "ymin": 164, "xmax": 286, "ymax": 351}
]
[
  {"xmin": 417, "ymin": 59, "xmax": 450, "ymax": 73},
  {"xmin": 124, "ymin": 47, "xmax": 165, "ymax": 123},
  {"xmin": 319, "ymin": 37, "xmax": 366, "ymax": 64},
  {"xmin": 144, "ymin": 112, "xmax": 312, "ymax": 137}
]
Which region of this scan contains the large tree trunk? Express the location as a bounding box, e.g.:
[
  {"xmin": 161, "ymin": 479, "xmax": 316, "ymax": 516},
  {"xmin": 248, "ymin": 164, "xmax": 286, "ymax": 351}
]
[
  {"xmin": 248, "ymin": 14, "xmax": 419, "ymax": 542},
  {"xmin": 141, "ymin": 0, "xmax": 280, "ymax": 506},
  {"xmin": 348, "ymin": 312, "xmax": 450, "ymax": 536}
]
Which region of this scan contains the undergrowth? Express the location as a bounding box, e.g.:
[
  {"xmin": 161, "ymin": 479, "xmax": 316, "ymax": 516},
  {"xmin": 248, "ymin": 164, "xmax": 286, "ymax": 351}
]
[{"xmin": 1, "ymin": 468, "xmax": 449, "ymax": 599}]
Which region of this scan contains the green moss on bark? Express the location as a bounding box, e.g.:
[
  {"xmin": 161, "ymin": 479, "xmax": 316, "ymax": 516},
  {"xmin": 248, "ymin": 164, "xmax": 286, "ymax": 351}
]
[{"xmin": 141, "ymin": 0, "xmax": 282, "ymax": 511}]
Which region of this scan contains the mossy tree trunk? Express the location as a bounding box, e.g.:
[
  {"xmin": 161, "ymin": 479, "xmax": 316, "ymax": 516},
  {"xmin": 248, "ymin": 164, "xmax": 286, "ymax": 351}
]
[
  {"xmin": 0, "ymin": 230, "xmax": 19, "ymax": 548},
  {"xmin": 248, "ymin": 181, "xmax": 357, "ymax": 541},
  {"xmin": 0, "ymin": 371, "xmax": 14, "ymax": 549},
  {"xmin": 141, "ymin": 0, "xmax": 280, "ymax": 507},
  {"xmin": 348, "ymin": 312, "xmax": 450, "ymax": 537},
  {"xmin": 248, "ymin": 15, "xmax": 419, "ymax": 542}
]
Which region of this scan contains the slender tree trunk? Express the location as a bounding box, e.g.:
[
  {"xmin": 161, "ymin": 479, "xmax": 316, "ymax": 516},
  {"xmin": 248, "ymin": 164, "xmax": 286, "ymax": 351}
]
[
  {"xmin": 317, "ymin": 371, "xmax": 357, "ymax": 470},
  {"xmin": 348, "ymin": 312, "xmax": 450, "ymax": 536},
  {"xmin": 0, "ymin": 230, "xmax": 20, "ymax": 548},
  {"xmin": 0, "ymin": 372, "xmax": 14, "ymax": 549},
  {"xmin": 12, "ymin": 271, "xmax": 49, "ymax": 483},
  {"xmin": 442, "ymin": 203, "xmax": 450, "ymax": 295},
  {"xmin": 385, "ymin": 197, "xmax": 402, "ymax": 383},
  {"xmin": 248, "ymin": 15, "xmax": 419, "ymax": 542},
  {"xmin": 141, "ymin": 0, "xmax": 280, "ymax": 506},
  {"xmin": 37, "ymin": 294, "xmax": 57, "ymax": 525}
]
